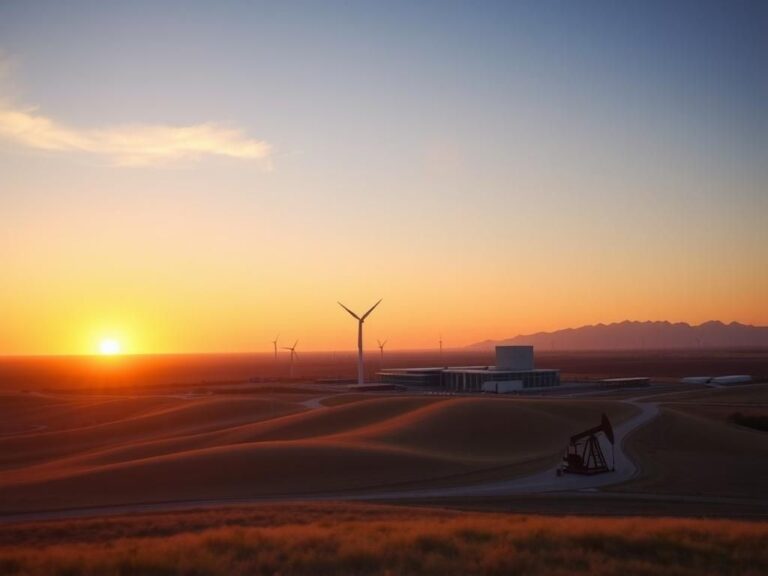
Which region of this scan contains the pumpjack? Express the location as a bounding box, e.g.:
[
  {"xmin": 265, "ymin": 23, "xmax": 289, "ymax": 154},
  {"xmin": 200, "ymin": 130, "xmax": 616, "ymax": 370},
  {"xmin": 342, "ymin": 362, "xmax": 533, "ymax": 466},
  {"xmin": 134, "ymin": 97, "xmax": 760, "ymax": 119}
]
[{"xmin": 561, "ymin": 413, "xmax": 615, "ymax": 475}]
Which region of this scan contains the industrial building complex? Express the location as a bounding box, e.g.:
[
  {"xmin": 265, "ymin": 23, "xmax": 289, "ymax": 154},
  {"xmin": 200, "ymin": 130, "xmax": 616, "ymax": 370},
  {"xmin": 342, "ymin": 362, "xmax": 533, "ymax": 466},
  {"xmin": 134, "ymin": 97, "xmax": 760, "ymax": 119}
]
[{"xmin": 377, "ymin": 345, "xmax": 560, "ymax": 392}]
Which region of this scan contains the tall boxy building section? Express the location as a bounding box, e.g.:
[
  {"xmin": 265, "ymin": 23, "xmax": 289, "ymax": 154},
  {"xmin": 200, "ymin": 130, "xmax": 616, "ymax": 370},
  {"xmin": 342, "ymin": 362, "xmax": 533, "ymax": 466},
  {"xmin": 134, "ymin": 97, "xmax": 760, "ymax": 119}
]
[
  {"xmin": 495, "ymin": 345, "xmax": 534, "ymax": 370},
  {"xmin": 377, "ymin": 346, "xmax": 560, "ymax": 391}
]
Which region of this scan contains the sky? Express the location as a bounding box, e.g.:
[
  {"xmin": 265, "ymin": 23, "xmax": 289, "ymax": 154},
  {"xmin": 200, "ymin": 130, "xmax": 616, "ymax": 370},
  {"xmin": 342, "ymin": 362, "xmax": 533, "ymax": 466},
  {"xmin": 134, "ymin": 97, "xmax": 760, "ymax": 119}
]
[{"xmin": 1, "ymin": 0, "xmax": 766, "ymax": 355}]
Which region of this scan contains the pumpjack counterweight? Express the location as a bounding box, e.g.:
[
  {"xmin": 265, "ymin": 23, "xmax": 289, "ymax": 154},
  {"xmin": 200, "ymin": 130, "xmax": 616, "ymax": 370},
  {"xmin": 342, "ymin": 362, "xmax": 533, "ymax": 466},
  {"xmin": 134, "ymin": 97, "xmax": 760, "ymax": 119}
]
[{"xmin": 561, "ymin": 413, "xmax": 615, "ymax": 475}]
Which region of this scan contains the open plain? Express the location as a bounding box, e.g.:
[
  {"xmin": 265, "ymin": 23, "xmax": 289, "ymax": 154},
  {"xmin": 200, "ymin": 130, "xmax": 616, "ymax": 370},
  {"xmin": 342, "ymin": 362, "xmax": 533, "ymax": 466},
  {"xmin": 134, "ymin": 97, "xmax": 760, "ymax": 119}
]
[
  {"xmin": 2, "ymin": 350, "xmax": 767, "ymax": 574},
  {"xmin": 1, "ymin": 349, "xmax": 767, "ymax": 519}
]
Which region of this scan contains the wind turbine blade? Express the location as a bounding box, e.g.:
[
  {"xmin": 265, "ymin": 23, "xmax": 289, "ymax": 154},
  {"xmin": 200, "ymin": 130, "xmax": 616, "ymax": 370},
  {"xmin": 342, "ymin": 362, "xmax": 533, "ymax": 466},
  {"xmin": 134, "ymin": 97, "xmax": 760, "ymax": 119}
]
[
  {"xmin": 293, "ymin": 339, "xmax": 299, "ymax": 349},
  {"xmin": 337, "ymin": 302, "xmax": 361, "ymax": 320},
  {"xmin": 377, "ymin": 339, "xmax": 383, "ymax": 347},
  {"xmin": 282, "ymin": 347, "xmax": 293, "ymax": 351},
  {"xmin": 361, "ymin": 298, "xmax": 382, "ymax": 321},
  {"xmin": 382, "ymin": 340, "xmax": 387, "ymax": 347}
]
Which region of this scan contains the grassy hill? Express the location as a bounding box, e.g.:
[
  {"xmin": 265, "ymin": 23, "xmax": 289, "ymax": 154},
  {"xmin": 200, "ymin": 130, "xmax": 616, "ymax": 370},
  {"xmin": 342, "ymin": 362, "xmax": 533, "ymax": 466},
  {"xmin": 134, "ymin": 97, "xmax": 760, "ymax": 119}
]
[{"xmin": 2, "ymin": 503, "xmax": 767, "ymax": 575}]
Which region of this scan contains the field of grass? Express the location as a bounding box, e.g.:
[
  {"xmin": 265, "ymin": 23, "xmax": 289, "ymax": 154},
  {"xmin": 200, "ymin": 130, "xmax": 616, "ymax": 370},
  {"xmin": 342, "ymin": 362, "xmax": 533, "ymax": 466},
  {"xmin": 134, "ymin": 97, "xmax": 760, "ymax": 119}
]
[{"xmin": 1, "ymin": 503, "xmax": 767, "ymax": 575}]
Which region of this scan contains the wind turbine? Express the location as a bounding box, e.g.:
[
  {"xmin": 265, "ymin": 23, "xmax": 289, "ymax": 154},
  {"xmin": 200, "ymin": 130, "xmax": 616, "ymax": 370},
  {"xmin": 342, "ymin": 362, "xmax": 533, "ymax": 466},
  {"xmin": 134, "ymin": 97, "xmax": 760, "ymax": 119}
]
[
  {"xmin": 283, "ymin": 340, "xmax": 298, "ymax": 378},
  {"xmin": 271, "ymin": 334, "xmax": 280, "ymax": 361},
  {"xmin": 439, "ymin": 335, "xmax": 443, "ymax": 365},
  {"xmin": 338, "ymin": 299, "xmax": 382, "ymax": 385},
  {"xmin": 377, "ymin": 338, "xmax": 387, "ymax": 364}
]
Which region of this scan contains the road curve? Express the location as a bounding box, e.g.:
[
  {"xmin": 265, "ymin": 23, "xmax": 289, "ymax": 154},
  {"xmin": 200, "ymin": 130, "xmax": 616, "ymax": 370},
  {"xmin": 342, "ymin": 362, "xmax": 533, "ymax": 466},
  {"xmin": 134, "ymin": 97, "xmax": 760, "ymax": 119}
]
[{"xmin": 354, "ymin": 399, "xmax": 660, "ymax": 500}]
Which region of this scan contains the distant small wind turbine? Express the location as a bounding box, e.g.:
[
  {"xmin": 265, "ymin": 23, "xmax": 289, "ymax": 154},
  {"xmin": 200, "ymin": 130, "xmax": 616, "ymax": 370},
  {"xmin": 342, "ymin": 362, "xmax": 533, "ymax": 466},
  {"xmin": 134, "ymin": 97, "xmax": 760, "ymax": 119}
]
[
  {"xmin": 283, "ymin": 339, "xmax": 298, "ymax": 378},
  {"xmin": 338, "ymin": 299, "xmax": 382, "ymax": 385},
  {"xmin": 272, "ymin": 334, "xmax": 280, "ymax": 361},
  {"xmin": 377, "ymin": 339, "xmax": 387, "ymax": 363},
  {"xmin": 439, "ymin": 335, "xmax": 443, "ymax": 365}
]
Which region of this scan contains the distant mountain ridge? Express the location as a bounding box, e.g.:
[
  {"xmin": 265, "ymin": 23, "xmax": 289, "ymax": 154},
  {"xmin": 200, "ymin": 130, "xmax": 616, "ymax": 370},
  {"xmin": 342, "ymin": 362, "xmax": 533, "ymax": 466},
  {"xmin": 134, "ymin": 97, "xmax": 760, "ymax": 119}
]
[{"xmin": 469, "ymin": 321, "xmax": 768, "ymax": 351}]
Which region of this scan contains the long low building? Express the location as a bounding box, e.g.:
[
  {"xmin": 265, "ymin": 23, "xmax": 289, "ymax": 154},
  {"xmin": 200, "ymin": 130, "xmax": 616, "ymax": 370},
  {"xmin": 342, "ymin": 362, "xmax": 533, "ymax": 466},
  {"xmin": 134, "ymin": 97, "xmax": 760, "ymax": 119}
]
[
  {"xmin": 443, "ymin": 367, "xmax": 559, "ymax": 391},
  {"xmin": 377, "ymin": 346, "xmax": 560, "ymax": 391}
]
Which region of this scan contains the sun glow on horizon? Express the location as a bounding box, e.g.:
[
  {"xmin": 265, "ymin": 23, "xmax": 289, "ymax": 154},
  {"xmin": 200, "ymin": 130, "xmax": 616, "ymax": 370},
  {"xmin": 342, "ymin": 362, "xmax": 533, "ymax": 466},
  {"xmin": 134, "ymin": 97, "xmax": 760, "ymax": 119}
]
[{"xmin": 99, "ymin": 338, "xmax": 122, "ymax": 356}]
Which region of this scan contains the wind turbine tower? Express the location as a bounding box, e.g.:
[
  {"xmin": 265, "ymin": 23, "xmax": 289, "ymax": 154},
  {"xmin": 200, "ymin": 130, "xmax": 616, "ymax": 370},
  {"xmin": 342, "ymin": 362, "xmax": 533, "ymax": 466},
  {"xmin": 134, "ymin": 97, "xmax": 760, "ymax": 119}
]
[
  {"xmin": 338, "ymin": 299, "xmax": 382, "ymax": 385},
  {"xmin": 377, "ymin": 339, "xmax": 387, "ymax": 364},
  {"xmin": 271, "ymin": 334, "xmax": 280, "ymax": 361},
  {"xmin": 282, "ymin": 340, "xmax": 298, "ymax": 378}
]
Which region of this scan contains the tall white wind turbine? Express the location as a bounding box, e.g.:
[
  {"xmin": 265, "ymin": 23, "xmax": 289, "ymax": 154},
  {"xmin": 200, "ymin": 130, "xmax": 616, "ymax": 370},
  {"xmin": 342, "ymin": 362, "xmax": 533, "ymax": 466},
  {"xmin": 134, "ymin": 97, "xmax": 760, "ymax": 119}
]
[
  {"xmin": 272, "ymin": 334, "xmax": 280, "ymax": 361},
  {"xmin": 338, "ymin": 299, "xmax": 382, "ymax": 385},
  {"xmin": 377, "ymin": 338, "xmax": 387, "ymax": 364},
  {"xmin": 282, "ymin": 339, "xmax": 298, "ymax": 378}
]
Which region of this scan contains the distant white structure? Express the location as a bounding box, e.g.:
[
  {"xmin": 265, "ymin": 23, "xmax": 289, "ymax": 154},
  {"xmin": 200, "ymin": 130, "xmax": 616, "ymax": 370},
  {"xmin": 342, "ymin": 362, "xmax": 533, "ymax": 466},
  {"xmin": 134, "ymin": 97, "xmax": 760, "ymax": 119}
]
[
  {"xmin": 681, "ymin": 375, "xmax": 753, "ymax": 385},
  {"xmin": 712, "ymin": 375, "xmax": 752, "ymax": 385},
  {"xmin": 599, "ymin": 377, "xmax": 650, "ymax": 388},
  {"xmin": 282, "ymin": 340, "xmax": 298, "ymax": 378},
  {"xmin": 680, "ymin": 374, "xmax": 752, "ymax": 386},
  {"xmin": 272, "ymin": 334, "xmax": 280, "ymax": 361},
  {"xmin": 681, "ymin": 376, "xmax": 713, "ymax": 385},
  {"xmin": 338, "ymin": 299, "xmax": 382, "ymax": 385}
]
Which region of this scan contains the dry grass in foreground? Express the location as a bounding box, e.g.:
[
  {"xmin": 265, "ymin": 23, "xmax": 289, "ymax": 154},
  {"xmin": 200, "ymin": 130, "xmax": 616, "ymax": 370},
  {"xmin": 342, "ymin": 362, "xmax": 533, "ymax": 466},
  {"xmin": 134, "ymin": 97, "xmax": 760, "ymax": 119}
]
[{"xmin": 1, "ymin": 502, "xmax": 767, "ymax": 576}]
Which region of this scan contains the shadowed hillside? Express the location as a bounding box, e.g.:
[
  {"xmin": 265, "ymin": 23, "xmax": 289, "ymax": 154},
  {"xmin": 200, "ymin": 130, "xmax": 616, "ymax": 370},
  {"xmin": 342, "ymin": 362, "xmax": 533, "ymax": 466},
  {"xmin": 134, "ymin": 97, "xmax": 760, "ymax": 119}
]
[{"xmin": 0, "ymin": 393, "xmax": 635, "ymax": 513}]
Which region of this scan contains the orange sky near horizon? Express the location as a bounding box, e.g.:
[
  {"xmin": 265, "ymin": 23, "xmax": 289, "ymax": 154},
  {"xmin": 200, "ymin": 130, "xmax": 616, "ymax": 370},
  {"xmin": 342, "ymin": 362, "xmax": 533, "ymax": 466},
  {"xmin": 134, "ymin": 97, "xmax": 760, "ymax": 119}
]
[
  {"xmin": 4, "ymin": 179, "xmax": 766, "ymax": 355},
  {"xmin": 3, "ymin": 240, "xmax": 766, "ymax": 355},
  {"xmin": 2, "ymin": 175, "xmax": 767, "ymax": 356}
]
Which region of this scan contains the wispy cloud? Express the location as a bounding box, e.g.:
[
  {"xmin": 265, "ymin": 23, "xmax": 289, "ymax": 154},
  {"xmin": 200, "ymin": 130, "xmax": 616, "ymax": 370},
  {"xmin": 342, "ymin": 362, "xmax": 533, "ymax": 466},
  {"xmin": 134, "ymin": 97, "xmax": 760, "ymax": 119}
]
[
  {"xmin": 0, "ymin": 52, "xmax": 271, "ymax": 166},
  {"xmin": 0, "ymin": 106, "xmax": 272, "ymax": 166}
]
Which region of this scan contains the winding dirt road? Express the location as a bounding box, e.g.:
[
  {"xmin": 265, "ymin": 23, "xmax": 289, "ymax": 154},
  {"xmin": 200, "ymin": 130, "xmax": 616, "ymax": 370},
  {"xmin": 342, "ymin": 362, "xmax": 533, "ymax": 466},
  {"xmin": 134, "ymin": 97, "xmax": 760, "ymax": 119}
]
[{"xmin": 360, "ymin": 398, "xmax": 660, "ymax": 500}]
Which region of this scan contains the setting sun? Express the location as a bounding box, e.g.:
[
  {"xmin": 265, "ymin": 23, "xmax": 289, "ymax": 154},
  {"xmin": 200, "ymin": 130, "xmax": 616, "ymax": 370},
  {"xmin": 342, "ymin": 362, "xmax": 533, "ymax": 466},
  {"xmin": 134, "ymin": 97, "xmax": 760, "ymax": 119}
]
[{"xmin": 99, "ymin": 339, "xmax": 121, "ymax": 356}]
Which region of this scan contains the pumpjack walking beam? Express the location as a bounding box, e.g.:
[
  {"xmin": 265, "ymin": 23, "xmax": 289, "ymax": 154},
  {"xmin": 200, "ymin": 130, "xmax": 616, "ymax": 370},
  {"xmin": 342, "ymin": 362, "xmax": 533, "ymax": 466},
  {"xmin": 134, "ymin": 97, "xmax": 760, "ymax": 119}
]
[{"xmin": 561, "ymin": 413, "xmax": 615, "ymax": 475}]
